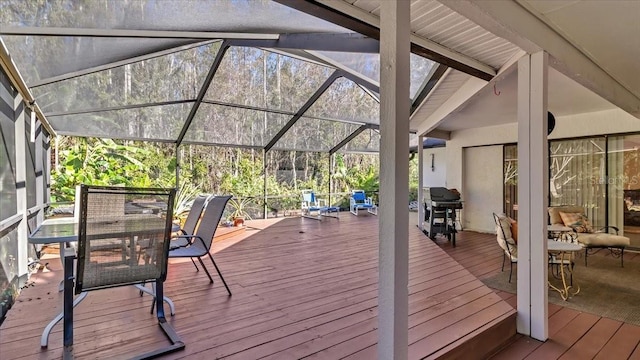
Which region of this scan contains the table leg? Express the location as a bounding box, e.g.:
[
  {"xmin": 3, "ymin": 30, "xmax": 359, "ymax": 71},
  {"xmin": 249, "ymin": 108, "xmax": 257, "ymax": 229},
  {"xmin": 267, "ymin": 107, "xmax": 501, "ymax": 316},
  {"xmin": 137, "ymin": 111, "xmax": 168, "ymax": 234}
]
[
  {"xmin": 40, "ymin": 292, "xmax": 87, "ymax": 347},
  {"xmin": 57, "ymin": 242, "xmax": 67, "ymax": 292},
  {"xmin": 134, "ymin": 283, "xmax": 176, "ymax": 316},
  {"xmin": 63, "ymin": 252, "xmax": 74, "ymax": 356},
  {"xmin": 548, "ymin": 251, "xmax": 580, "ymax": 300},
  {"xmin": 41, "ymin": 248, "xmax": 88, "ymax": 348}
]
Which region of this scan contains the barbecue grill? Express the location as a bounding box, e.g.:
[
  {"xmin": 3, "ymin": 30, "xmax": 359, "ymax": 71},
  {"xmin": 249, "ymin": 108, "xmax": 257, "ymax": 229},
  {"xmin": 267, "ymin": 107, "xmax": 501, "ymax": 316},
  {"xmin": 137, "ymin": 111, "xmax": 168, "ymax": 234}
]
[{"xmin": 423, "ymin": 187, "xmax": 463, "ymax": 246}]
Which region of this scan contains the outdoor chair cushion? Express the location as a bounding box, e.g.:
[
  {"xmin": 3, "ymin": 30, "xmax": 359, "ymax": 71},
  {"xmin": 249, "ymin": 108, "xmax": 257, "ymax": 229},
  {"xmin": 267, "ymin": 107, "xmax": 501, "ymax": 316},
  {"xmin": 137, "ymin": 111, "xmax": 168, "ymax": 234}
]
[
  {"xmin": 495, "ymin": 214, "xmax": 517, "ymax": 261},
  {"xmin": 548, "ymin": 205, "xmax": 584, "ymax": 225},
  {"xmin": 576, "ymin": 233, "xmax": 630, "ymax": 247},
  {"xmin": 548, "ymin": 206, "xmax": 630, "ymax": 248},
  {"xmin": 559, "ymin": 211, "xmax": 593, "ymax": 233}
]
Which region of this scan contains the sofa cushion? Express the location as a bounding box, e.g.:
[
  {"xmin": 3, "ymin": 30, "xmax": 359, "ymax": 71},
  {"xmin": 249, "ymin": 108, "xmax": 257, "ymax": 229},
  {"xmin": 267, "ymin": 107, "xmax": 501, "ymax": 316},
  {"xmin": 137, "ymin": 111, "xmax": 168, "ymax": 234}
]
[
  {"xmin": 559, "ymin": 211, "xmax": 593, "ymax": 233},
  {"xmin": 577, "ymin": 233, "xmax": 630, "ymax": 247},
  {"xmin": 548, "ymin": 205, "xmax": 585, "ymax": 225}
]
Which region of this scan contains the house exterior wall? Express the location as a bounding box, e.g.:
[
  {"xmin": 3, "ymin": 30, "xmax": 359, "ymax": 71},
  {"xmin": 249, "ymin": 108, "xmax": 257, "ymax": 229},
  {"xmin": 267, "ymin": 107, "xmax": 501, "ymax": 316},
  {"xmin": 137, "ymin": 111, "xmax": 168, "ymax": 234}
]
[
  {"xmin": 422, "ymin": 147, "xmax": 447, "ymax": 188},
  {"xmin": 463, "ymin": 145, "xmax": 504, "ymax": 232},
  {"xmin": 445, "ymin": 108, "xmax": 640, "ymax": 233}
]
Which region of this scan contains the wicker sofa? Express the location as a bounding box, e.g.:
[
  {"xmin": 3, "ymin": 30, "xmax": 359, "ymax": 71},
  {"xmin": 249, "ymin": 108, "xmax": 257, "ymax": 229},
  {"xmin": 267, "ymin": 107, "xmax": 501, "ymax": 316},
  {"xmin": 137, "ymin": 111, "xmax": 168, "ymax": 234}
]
[{"xmin": 548, "ymin": 206, "xmax": 629, "ymax": 267}]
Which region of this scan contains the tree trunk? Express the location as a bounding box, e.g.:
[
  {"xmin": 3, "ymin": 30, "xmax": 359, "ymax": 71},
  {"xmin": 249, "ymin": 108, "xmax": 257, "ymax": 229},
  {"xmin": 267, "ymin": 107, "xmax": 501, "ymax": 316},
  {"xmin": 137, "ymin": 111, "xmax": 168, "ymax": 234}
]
[{"xmin": 291, "ymin": 151, "xmax": 297, "ymax": 190}]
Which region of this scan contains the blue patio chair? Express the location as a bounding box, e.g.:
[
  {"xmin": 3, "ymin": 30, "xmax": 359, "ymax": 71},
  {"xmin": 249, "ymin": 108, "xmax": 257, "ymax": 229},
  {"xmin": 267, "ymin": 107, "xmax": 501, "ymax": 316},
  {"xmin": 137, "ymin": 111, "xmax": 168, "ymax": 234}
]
[
  {"xmin": 301, "ymin": 189, "xmax": 339, "ymax": 220},
  {"xmin": 350, "ymin": 190, "xmax": 377, "ymax": 216}
]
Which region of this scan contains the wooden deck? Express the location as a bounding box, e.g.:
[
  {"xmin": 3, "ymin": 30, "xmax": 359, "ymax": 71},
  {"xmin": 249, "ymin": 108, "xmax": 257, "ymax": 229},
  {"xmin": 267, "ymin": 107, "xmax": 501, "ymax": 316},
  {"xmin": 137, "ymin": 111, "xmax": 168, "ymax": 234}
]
[
  {"xmin": 435, "ymin": 230, "xmax": 640, "ymax": 359},
  {"xmin": 0, "ymin": 215, "xmax": 515, "ymax": 359}
]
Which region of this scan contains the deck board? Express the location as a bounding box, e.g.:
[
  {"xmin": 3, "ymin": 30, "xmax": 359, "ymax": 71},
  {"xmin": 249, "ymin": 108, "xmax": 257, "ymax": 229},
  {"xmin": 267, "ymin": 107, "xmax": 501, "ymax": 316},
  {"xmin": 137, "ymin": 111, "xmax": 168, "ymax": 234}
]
[
  {"xmin": 436, "ymin": 227, "xmax": 640, "ymax": 360},
  {"xmin": 594, "ymin": 323, "xmax": 640, "ymax": 359},
  {"xmin": 0, "ymin": 215, "xmax": 514, "ymax": 359},
  {"xmin": 7, "ymin": 214, "xmax": 640, "ymax": 359},
  {"xmin": 559, "ymin": 317, "xmax": 622, "ymax": 359}
]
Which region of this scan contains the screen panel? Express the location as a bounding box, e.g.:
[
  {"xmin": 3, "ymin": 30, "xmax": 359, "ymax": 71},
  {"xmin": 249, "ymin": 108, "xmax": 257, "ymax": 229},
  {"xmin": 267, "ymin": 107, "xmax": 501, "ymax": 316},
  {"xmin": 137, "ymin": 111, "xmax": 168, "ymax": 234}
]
[
  {"xmin": 304, "ymin": 77, "xmax": 379, "ymax": 125},
  {"xmin": 316, "ymin": 51, "xmax": 437, "ymax": 99},
  {"xmin": 272, "ymin": 117, "xmax": 361, "ymax": 152},
  {"xmin": 341, "ymin": 128, "xmax": 380, "ymax": 153},
  {"xmin": 32, "ymin": 42, "xmax": 220, "ymax": 114},
  {"xmin": 204, "ymin": 47, "xmax": 334, "ymax": 114},
  {"xmin": 184, "ymin": 103, "xmax": 291, "ymax": 147},
  {"xmin": 47, "ymin": 103, "xmax": 192, "ymax": 140}
]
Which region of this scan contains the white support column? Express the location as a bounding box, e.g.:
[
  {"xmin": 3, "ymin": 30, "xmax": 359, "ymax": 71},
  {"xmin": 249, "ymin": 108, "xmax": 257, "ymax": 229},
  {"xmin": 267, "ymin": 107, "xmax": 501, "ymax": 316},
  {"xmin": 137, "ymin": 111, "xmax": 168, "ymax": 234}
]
[
  {"xmin": 378, "ymin": 1, "xmax": 410, "ymax": 359},
  {"xmin": 44, "ymin": 132, "xmax": 51, "ymax": 203},
  {"xmin": 329, "ymin": 153, "xmax": 333, "ymax": 206},
  {"xmin": 418, "ymin": 135, "xmax": 425, "ymax": 231},
  {"xmin": 14, "ymin": 95, "xmax": 28, "ymax": 281},
  {"xmin": 517, "ymin": 52, "xmax": 549, "ymax": 340},
  {"xmin": 35, "ymin": 119, "xmax": 44, "ymax": 224}
]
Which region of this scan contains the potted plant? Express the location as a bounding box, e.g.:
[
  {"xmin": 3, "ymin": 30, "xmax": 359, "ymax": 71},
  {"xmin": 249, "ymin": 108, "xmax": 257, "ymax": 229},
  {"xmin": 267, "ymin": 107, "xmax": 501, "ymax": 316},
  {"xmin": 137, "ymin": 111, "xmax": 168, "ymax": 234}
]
[
  {"xmin": 172, "ymin": 182, "xmax": 200, "ymax": 227},
  {"xmin": 227, "ymin": 197, "xmax": 254, "ymax": 227}
]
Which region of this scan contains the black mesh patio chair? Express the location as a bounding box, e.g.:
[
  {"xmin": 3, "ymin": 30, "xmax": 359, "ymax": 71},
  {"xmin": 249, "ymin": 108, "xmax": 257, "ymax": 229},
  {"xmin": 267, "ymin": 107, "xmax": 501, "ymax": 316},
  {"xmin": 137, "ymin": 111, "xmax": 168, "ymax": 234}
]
[
  {"xmin": 67, "ymin": 185, "xmax": 184, "ymax": 359},
  {"xmin": 169, "ymin": 195, "xmax": 232, "ymax": 296},
  {"xmin": 173, "ymin": 194, "xmax": 210, "ymax": 271},
  {"xmin": 177, "ymin": 195, "xmax": 210, "ymax": 236}
]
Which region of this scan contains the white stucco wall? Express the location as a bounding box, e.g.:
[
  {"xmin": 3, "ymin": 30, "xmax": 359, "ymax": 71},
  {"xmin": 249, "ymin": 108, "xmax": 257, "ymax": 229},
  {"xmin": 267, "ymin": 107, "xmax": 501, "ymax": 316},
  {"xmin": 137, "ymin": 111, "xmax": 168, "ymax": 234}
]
[
  {"xmin": 422, "ymin": 147, "xmax": 447, "ymax": 188},
  {"xmin": 445, "ymin": 108, "xmax": 640, "ymax": 233},
  {"xmin": 463, "ymin": 146, "xmax": 504, "ymax": 232},
  {"xmin": 550, "ymin": 109, "xmax": 640, "ymax": 139}
]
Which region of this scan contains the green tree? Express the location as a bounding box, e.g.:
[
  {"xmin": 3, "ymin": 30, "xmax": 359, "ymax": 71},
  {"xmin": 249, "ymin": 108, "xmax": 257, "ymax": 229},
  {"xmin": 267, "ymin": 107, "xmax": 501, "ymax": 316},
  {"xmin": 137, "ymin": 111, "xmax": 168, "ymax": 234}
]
[{"xmin": 51, "ymin": 137, "xmax": 153, "ymax": 201}]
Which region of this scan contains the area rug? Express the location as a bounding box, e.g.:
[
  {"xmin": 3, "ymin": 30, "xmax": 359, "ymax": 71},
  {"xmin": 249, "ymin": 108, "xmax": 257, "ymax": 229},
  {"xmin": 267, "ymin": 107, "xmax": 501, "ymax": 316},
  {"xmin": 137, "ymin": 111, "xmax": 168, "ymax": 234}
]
[{"xmin": 482, "ymin": 252, "xmax": 640, "ymax": 326}]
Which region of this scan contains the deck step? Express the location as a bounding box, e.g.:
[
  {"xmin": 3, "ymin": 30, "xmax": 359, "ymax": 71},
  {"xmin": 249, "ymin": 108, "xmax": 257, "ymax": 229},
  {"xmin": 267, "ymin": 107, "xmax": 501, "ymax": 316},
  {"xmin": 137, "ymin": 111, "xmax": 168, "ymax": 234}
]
[
  {"xmin": 428, "ymin": 310, "xmax": 517, "ymax": 360},
  {"xmin": 412, "ymin": 226, "xmax": 518, "ymax": 360}
]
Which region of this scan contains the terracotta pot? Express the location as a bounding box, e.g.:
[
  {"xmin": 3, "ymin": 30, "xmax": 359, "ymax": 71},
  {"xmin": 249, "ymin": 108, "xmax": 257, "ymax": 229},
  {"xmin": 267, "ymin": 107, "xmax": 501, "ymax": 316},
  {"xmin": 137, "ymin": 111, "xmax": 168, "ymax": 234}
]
[{"xmin": 233, "ymin": 217, "xmax": 245, "ymax": 227}]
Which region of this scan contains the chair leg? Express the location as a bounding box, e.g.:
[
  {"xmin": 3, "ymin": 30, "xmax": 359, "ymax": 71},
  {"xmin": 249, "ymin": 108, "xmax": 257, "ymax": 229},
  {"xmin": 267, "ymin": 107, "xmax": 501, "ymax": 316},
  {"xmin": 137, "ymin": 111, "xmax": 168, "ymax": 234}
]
[
  {"xmin": 621, "ymin": 248, "xmax": 624, "ymax": 268},
  {"xmin": 508, "ymin": 261, "xmax": 513, "ymax": 283},
  {"xmin": 584, "ymin": 248, "xmax": 588, "ymax": 266},
  {"xmin": 190, "ymin": 258, "xmax": 199, "ymax": 271},
  {"xmin": 138, "ymin": 281, "xmax": 185, "ymax": 359},
  {"xmin": 208, "ymin": 253, "xmax": 232, "ymax": 296},
  {"xmin": 197, "ymin": 257, "xmax": 214, "ymax": 283},
  {"xmin": 501, "ymin": 252, "xmax": 506, "ymax": 272},
  {"xmin": 149, "ymin": 283, "xmax": 156, "ymax": 314}
]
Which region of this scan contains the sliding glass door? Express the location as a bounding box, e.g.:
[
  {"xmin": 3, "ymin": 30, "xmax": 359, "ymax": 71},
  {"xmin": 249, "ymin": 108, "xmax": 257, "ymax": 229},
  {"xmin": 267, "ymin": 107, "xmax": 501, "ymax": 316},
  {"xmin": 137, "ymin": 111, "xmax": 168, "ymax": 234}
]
[
  {"xmin": 503, "ymin": 134, "xmax": 640, "ymax": 248},
  {"xmin": 503, "ymin": 145, "xmax": 518, "ymax": 220},
  {"xmin": 549, "ymin": 137, "xmax": 606, "ymax": 228},
  {"xmin": 609, "ymin": 135, "xmax": 640, "ymax": 248}
]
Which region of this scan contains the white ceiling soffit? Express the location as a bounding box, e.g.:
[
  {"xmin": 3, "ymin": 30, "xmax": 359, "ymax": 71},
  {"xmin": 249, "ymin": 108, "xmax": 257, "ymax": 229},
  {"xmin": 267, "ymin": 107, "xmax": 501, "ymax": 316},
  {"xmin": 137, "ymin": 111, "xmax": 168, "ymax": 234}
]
[
  {"xmin": 411, "ymin": 49, "xmax": 526, "ymax": 137},
  {"xmin": 412, "ymin": 69, "xmax": 487, "ymax": 137},
  {"xmin": 315, "ymin": 0, "xmax": 497, "ymax": 78},
  {"xmin": 442, "ymin": 0, "xmax": 640, "ymax": 119},
  {"xmin": 328, "ymin": 0, "xmax": 521, "ymax": 72},
  {"xmin": 410, "ymin": 69, "xmax": 471, "ymax": 127},
  {"xmin": 408, "ymin": 0, "xmax": 521, "ymax": 70},
  {"xmin": 520, "ymin": 0, "xmax": 640, "ymax": 99},
  {"xmin": 437, "ymin": 67, "xmax": 616, "ymax": 132}
]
